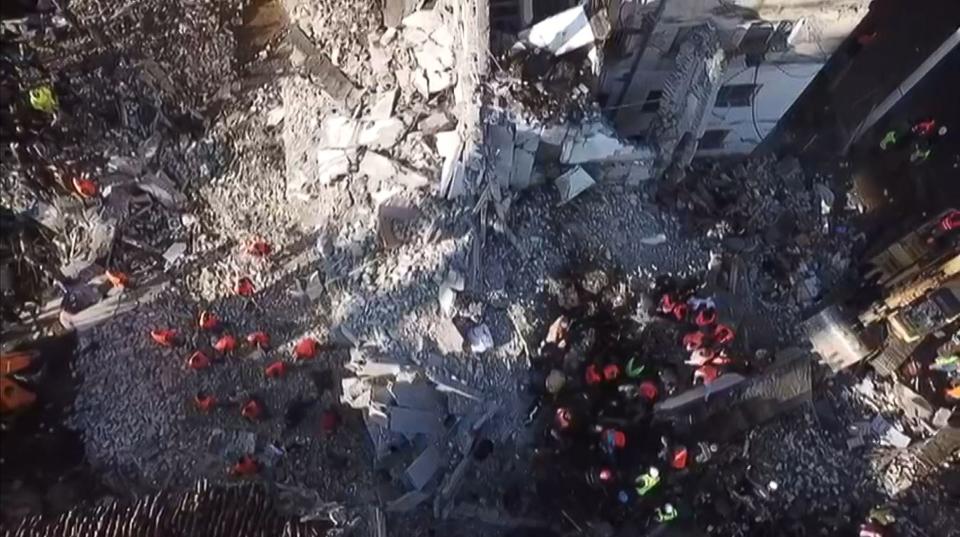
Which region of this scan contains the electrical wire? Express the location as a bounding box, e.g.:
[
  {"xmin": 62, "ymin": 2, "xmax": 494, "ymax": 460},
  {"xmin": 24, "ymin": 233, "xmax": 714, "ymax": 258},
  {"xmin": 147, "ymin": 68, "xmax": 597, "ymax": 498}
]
[
  {"xmin": 750, "ymin": 64, "xmax": 763, "ymax": 140},
  {"xmin": 771, "ymin": 63, "xmax": 816, "ymax": 79}
]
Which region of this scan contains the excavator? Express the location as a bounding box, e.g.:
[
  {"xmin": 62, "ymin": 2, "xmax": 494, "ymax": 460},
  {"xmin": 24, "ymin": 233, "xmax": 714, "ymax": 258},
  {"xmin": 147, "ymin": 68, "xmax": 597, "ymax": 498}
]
[
  {"xmin": 805, "ymin": 208, "xmax": 959, "ymax": 377},
  {"xmin": 803, "ymin": 209, "xmax": 959, "ymax": 486}
]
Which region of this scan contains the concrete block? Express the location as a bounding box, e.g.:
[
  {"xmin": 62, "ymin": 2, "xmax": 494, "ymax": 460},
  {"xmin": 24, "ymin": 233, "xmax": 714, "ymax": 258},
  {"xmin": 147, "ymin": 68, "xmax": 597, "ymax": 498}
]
[
  {"xmin": 390, "ymin": 407, "xmax": 444, "ymax": 439},
  {"xmin": 555, "ymin": 166, "xmax": 596, "ymax": 204},
  {"xmin": 517, "ymin": 6, "xmax": 594, "ymax": 56},
  {"xmin": 405, "ymin": 444, "xmax": 444, "ymax": 490}
]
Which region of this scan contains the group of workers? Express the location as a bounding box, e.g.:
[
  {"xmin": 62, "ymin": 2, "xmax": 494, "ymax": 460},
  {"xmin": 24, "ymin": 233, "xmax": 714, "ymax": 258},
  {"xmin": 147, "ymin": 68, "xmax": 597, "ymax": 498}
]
[
  {"xmin": 527, "ymin": 282, "xmax": 737, "ymax": 528},
  {"xmin": 879, "ymin": 117, "xmax": 948, "ymax": 164}
]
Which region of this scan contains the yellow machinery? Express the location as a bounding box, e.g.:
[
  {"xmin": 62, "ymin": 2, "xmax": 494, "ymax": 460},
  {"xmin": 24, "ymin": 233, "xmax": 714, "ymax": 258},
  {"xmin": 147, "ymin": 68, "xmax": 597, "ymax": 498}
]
[{"xmin": 805, "ymin": 209, "xmax": 960, "ymax": 374}]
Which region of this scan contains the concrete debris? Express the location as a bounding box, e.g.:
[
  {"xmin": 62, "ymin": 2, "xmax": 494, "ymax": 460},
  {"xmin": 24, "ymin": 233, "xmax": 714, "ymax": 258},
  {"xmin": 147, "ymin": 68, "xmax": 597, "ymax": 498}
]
[
  {"xmin": 434, "ymin": 317, "xmax": 464, "ymax": 354},
  {"xmin": 872, "ymin": 415, "xmax": 912, "ymax": 448},
  {"xmin": 360, "ymin": 151, "xmax": 430, "ymax": 189},
  {"xmin": 555, "ymin": 166, "xmax": 596, "ymax": 204},
  {"xmin": 638, "ymin": 233, "xmax": 667, "ymax": 246},
  {"xmin": 931, "ymin": 408, "xmax": 952, "ymax": 428},
  {"xmin": 162, "ymin": 242, "xmax": 187, "ymax": 268},
  {"xmin": 510, "ymin": 125, "xmax": 540, "ymax": 190},
  {"xmin": 418, "ymin": 112, "xmax": 456, "ymax": 135},
  {"xmin": 137, "ymin": 170, "xmax": 187, "ymax": 211},
  {"xmin": 467, "ymin": 323, "xmax": 493, "ymax": 354},
  {"xmin": 387, "ymin": 489, "xmax": 431, "ymax": 512},
  {"xmin": 403, "ymin": 8, "xmax": 457, "ymax": 94},
  {"xmin": 304, "ymin": 271, "xmax": 324, "ymax": 301},
  {"xmin": 438, "ymin": 268, "xmax": 465, "ymax": 316},
  {"xmin": 382, "ymin": 0, "xmax": 417, "ymax": 28},
  {"xmin": 288, "ymin": 26, "xmax": 357, "ymax": 106},
  {"xmin": 892, "ymin": 383, "xmax": 934, "ymax": 421},
  {"xmin": 516, "ymin": 6, "xmax": 595, "ymax": 56},
  {"xmin": 389, "ymin": 407, "xmax": 444, "ymax": 439},
  {"xmin": 390, "ymin": 381, "xmax": 444, "ymax": 411},
  {"xmin": 424, "ymin": 370, "xmax": 481, "ymax": 401},
  {"xmin": 377, "ymin": 197, "xmax": 421, "ymax": 249},
  {"xmin": 405, "ymin": 444, "xmax": 443, "ymax": 490},
  {"xmin": 560, "ymin": 121, "xmax": 655, "ymax": 165},
  {"xmin": 265, "ymin": 106, "xmax": 285, "ymax": 127},
  {"xmin": 309, "ymin": 149, "xmax": 354, "ymax": 188},
  {"xmin": 437, "ymin": 132, "xmax": 466, "ymax": 199},
  {"xmin": 369, "ymin": 88, "xmax": 399, "ymax": 120},
  {"xmin": 487, "ymin": 123, "xmax": 514, "ymax": 189},
  {"xmin": 321, "ymin": 116, "xmax": 405, "ymax": 150}
]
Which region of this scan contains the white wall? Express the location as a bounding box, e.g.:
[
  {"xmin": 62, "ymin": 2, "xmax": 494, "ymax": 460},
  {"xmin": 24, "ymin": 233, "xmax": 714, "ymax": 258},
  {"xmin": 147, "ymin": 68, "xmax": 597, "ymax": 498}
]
[{"xmin": 695, "ymin": 61, "xmax": 821, "ymax": 156}]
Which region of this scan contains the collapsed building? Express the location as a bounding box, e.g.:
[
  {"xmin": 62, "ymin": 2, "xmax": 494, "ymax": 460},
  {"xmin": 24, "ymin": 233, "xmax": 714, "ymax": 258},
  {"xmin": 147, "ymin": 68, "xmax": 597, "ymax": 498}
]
[{"xmin": 1, "ymin": 0, "xmax": 958, "ymax": 535}]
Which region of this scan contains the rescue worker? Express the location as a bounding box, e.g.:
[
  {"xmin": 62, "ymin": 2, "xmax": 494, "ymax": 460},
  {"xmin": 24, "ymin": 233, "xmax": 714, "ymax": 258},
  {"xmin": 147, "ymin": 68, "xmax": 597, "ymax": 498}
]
[
  {"xmin": 879, "ymin": 129, "xmax": 899, "ymax": 150},
  {"xmin": 634, "ymin": 466, "xmax": 661, "ymax": 496},
  {"xmin": 931, "ymin": 353, "xmax": 959, "ymax": 379},
  {"xmin": 654, "ymin": 503, "xmax": 678, "ymax": 523},
  {"xmin": 910, "ymin": 117, "xmax": 937, "ymax": 138}
]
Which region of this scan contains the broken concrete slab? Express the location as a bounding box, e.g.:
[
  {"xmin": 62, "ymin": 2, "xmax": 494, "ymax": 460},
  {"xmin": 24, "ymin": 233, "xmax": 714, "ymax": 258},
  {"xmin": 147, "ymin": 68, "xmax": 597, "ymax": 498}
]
[
  {"xmin": 378, "ymin": 198, "xmax": 421, "ymax": 249},
  {"xmin": 288, "ymin": 26, "xmax": 357, "ymax": 106},
  {"xmin": 560, "ymin": 122, "xmax": 655, "ymax": 164},
  {"xmin": 516, "ymin": 6, "xmax": 594, "ymax": 56},
  {"xmin": 341, "ymin": 377, "xmax": 373, "ymax": 409},
  {"xmin": 402, "ymin": 8, "xmax": 442, "ymax": 35},
  {"xmin": 138, "ymin": 170, "xmax": 186, "ymax": 210},
  {"xmin": 438, "ymin": 268, "xmax": 465, "ymax": 316},
  {"xmin": 347, "ymin": 348, "xmax": 405, "ymax": 377},
  {"xmin": 387, "ymin": 489, "xmax": 431, "ymax": 512},
  {"xmin": 390, "ymin": 407, "xmax": 444, "ymax": 439},
  {"xmin": 425, "ymin": 69, "xmax": 456, "ymax": 94},
  {"xmin": 369, "ymin": 88, "xmax": 399, "ymax": 120},
  {"xmin": 555, "ymin": 166, "xmax": 596, "ymax": 204},
  {"xmin": 413, "ymin": 40, "xmax": 455, "ymax": 73},
  {"xmin": 391, "ymin": 381, "xmax": 444, "ymax": 411},
  {"xmin": 434, "ymin": 317, "xmax": 464, "ymax": 354},
  {"xmin": 425, "ymin": 370, "xmax": 482, "ymax": 401},
  {"xmin": 419, "ymin": 112, "xmax": 455, "ymax": 135},
  {"xmin": 510, "ymin": 126, "xmax": 540, "ymax": 190},
  {"xmin": 892, "ymin": 382, "xmax": 934, "ymax": 421},
  {"xmin": 405, "ymin": 444, "xmax": 443, "ymax": 490},
  {"xmin": 162, "ymin": 242, "xmax": 187, "ymax": 267},
  {"xmin": 360, "ymin": 151, "xmax": 430, "ymax": 189},
  {"xmin": 382, "ymin": 0, "xmax": 419, "ymax": 28},
  {"xmin": 436, "ymin": 131, "xmax": 464, "ymax": 198},
  {"xmin": 311, "ymin": 149, "xmax": 354, "ymax": 186},
  {"xmin": 488, "ymin": 123, "xmax": 514, "ymax": 189},
  {"xmin": 467, "ymin": 324, "xmax": 493, "ymax": 354},
  {"xmin": 435, "ymin": 131, "xmax": 461, "ymax": 160},
  {"xmin": 321, "ymin": 116, "xmax": 405, "ymax": 150},
  {"xmin": 932, "ymin": 408, "xmax": 952, "ymax": 428}
]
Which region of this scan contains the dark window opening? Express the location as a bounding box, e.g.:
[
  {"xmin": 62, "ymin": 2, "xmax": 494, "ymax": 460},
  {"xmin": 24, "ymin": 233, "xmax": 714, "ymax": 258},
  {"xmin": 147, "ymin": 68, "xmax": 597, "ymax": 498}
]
[
  {"xmin": 715, "ymin": 84, "xmax": 758, "ymax": 107},
  {"xmin": 740, "ymin": 23, "xmax": 774, "ymax": 55},
  {"xmin": 698, "ymin": 129, "xmax": 729, "ymax": 150},
  {"xmin": 641, "ymin": 90, "xmax": 663, "ymax": 113}
]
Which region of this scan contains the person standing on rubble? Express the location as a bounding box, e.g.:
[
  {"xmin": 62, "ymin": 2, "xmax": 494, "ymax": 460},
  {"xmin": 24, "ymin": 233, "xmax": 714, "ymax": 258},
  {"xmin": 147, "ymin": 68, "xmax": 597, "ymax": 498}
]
[{"xmin": 654, "ymin": 503, "xmax": 678, "ymax": 523}]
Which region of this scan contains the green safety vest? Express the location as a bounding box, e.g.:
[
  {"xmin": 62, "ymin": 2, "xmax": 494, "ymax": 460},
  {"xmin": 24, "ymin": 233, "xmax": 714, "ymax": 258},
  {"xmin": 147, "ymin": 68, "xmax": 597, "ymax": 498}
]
[
  {"xmin": 635, "ymin": 473, "xmax": 660, "ymax": 496},
  {"xmin": 656, "ymin": 507, "xmax": 677, "ymax": 522},
  {"xmin": 626, "ymin": 357, "xmax": 646, "ymax": 378}
]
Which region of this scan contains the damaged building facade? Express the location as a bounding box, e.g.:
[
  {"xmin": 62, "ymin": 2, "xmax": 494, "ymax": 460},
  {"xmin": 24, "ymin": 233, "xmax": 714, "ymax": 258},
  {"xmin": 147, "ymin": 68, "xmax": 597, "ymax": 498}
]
[{"xmin": 600, "ymin": 0, "xmax": 871, "ymax": 164}]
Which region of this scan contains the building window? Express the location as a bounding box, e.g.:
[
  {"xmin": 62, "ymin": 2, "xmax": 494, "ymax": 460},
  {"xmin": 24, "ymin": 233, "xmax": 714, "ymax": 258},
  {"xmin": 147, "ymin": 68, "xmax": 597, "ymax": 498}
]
[
  {"xmin": 641, "ymin": 90, "xmax": 662, "ymax": 113},
  {"xmin": 715, "ymin": 84, "xmax": 758, "ymax": 107},
  {"xmin": 698, "ymin": 129, "xmax": 729, "ymax": 150},
  {"xmin": 739, "ymin": 23, "xmax": 774, "ymax": 55}
]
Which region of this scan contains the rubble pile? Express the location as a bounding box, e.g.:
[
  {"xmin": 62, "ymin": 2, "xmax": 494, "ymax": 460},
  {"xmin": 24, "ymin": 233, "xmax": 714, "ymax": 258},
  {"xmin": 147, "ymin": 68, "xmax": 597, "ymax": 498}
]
[
  {"xmin": 671, "ymin": 156, "xmax": 861, "ymax": 337},
  {"xmin": 340, "ymin": 345, "xmax": 498, "ymax": 515},
  {"xmin": 3, "ymin": 0, "xmax": 958, "ymax": 536}
]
